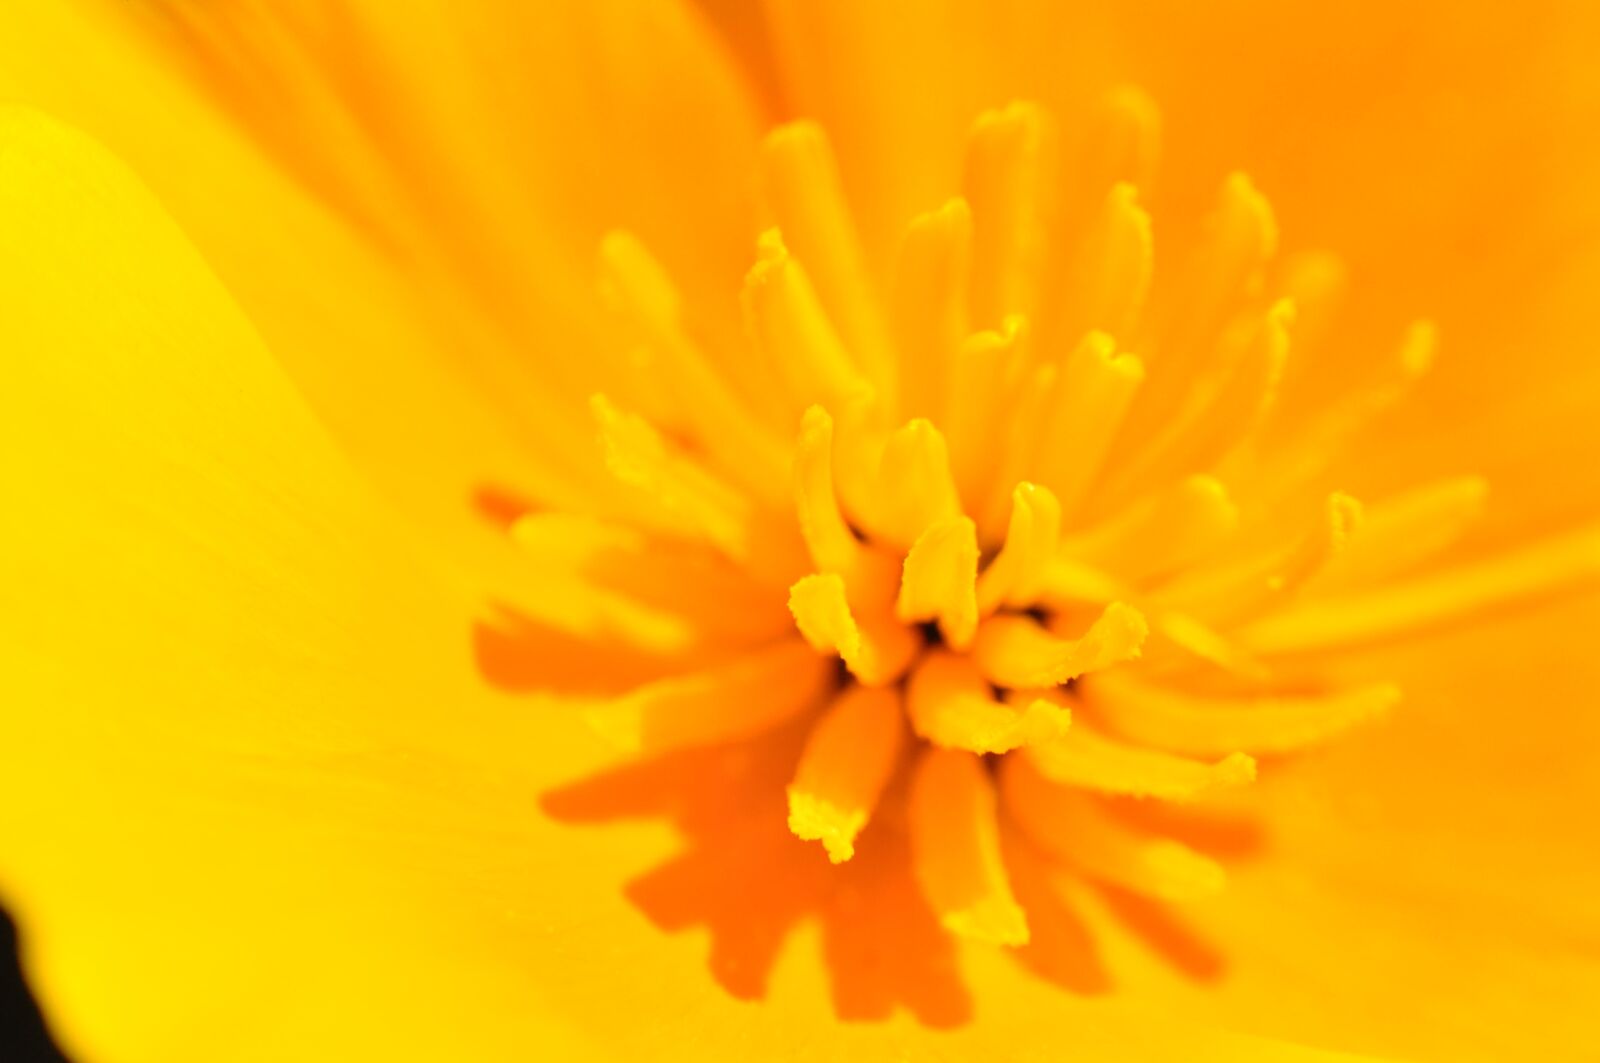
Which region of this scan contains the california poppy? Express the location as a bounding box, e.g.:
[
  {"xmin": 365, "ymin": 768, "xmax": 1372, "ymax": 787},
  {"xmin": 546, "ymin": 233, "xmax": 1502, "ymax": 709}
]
[{"xmin": 3, "ymin": 2, "xmax": 1599, "ymax": 1061}]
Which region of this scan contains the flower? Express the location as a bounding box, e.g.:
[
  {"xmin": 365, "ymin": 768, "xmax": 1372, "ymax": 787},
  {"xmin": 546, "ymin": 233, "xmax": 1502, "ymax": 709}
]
[{"xmin": 4, "ymin": 1, "xmax": 1600, "ymax": 1061}]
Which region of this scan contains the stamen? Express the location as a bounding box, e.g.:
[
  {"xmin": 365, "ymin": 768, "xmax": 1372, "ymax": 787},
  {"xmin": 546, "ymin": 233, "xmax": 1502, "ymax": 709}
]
[
  {"xmin": 1311, "ymin": 476, "xmax": 1489, "ymax": 592},
  {"xmin": 964, "ymin": 101, "xmax": 1053, "ymax": 327},
  {"xmin": 1053, "ymin": 182, "xmax": 1153, "ymax": 346},
  {"xmin": 1061, "ymin": 86, "xmax": 1162, "ymax": 221},
  {"xmin": 598, "ymin": 231, "xmax": 789, "ymax": 503},
  {"xmin": 1151, "ymin": 611, "xmax": 1268, "ymax": 680},
  {"xmin": 787, "ymin": 684, "xmax": 906, "ymax": 863},
  {"xmin": 743, "ymin": 229, "xmax": 872, "ymax": 414},
  {"xmin": 1003, "ymin": 757, "xmax": 1226, "ymax": 901},
  {"xmin": 897, "ymin": 515, "xmax": 980, "ymax": 650},
  {"xmin": 1274, "ymin": 251, "xmax": 1348, "ymax": 363},
  {"xmin": 1059, "ymin": 475, "xmax": 1238, "ymax": 586},
  {"xmin": 907, "ymin": 651, "xmax": 1071, "ymax": 754},
  {"xmin": 972, "ymin": 604, "xmax": 1148, "ymax": 689},
  {"xmin": 978, "ymin": 361, "xmax": 1058, "ymax": 541},
  {"xmin": 891, "ymin": 198, "xmax": 972, "ymax": 422},
  {"xmin": 590, "ymin": 393, "xmax": 755, "ymax": 563},
  {"xmin": 1022, "ymin": 713, "xmax": 1256, "ymax": 800},
  {"xmin": 976, "ymin": 483, "xmax": 1063, "ymax": 614},
  {"xmin": 792, "ymin": 406, "xmax": 899, "ymax": 605},
  {"xmin": 1153, "ymin": 491, "xmax": 1362, "ymax": 625},
  {"xmin": 789, "ymin": 572, "xmax": 919, "ymax": 685},
  {"xmin": 909, "ymin": 748, "xmax": 1030, "ymax": 945},
  {"xmin": 1029, "ymin": 331, "xmax": 1145, "ymax": 521},
  {"xmin": 1082, "ymin": 670, "xmax": 1399, "ymax": 756},
  {"xmin": 946, "ymin": 318, "xmax": 1028, "ymax": 509},
  {"xmin": 868, "ymin": 418, "xmax": 963, "ymax": 549},
  {"xmin": 1131, "ymin": 173, "xmax": 1277, "ymax": 437},
  {"xmin": 761, "ymin": 123, "xmax": 897, "ymax": 398},
  {"xmin": 1101, "ymin": 300, "xmax": 1292, "ymax": 507},
  {"xmin": 1237, "ymin": 523, "xmax": 1600, "ymax": 656},
  {"xmin": 1248, "ymin": 320, "xmax": 1437, "ymax": 503},
  {"xmin": 585, "ymin": 639, "xmax": 834, "ymax": 755},
  {"xmin": 553, "ymin": 99, "xmax": 1600, "ymax": 980}
]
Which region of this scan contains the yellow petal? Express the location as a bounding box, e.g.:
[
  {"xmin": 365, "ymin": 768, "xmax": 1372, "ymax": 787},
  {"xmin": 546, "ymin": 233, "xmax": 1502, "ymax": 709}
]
[
  {"xmin": 585, "ymin": 640, "xmax": 834, "ymax": 755},
  {"xmin": 0, "ymin": 109, "xmax": 599, "ymax": 1062}
]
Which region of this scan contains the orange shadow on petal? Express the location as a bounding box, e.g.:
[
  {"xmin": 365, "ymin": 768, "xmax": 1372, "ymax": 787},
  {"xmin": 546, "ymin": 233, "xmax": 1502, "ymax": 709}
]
[
  {"xmin": 1001, "ymin": 828, "xmax": 1114, "ymax": 996},
  {"xmin": 1096, "ymin": 883, "xmax": 1228, "ymax": 983},
  {"xmin": 541, "ymin": 720, "xmax": 972, "ymax": 1027},
  {"xmin": 474, "ymin": 605, "xmax": 686, "ymax": 697}
]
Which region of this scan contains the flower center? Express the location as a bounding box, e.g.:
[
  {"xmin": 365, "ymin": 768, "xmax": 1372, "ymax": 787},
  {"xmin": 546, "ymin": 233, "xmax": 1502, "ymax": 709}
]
[{"xmin": 520, "ymin": 93, "xmax": 1598, "ymax": 956}]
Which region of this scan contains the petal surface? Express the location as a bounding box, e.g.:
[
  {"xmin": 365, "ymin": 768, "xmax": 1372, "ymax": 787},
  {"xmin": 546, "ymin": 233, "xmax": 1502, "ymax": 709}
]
[{"xmin": 0, "ymin": 105, "xmax": 1385, "ymax": 1063}]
